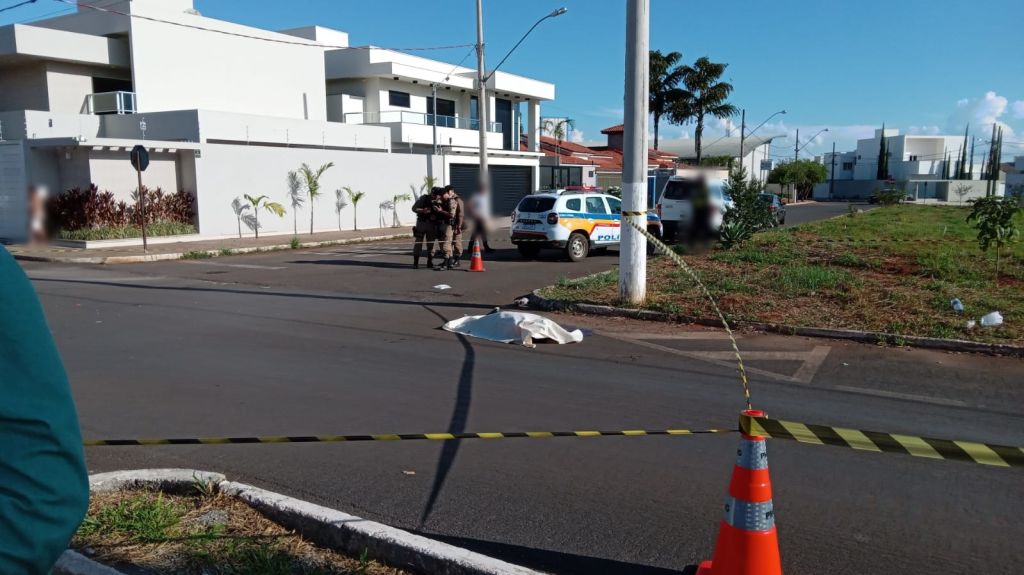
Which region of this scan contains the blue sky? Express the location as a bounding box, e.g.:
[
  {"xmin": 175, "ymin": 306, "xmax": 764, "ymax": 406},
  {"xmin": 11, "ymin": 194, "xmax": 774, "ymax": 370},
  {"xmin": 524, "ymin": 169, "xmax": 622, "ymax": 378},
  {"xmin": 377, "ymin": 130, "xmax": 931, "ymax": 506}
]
[{"xmin": 5, "ymin": 0, "xmax": 1023, "ymax": 158}]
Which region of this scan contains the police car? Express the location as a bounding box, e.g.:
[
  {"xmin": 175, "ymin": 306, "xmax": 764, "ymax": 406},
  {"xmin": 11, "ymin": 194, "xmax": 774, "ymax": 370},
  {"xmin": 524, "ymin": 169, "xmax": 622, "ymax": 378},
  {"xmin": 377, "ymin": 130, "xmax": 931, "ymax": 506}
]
[{"xmin": 510, "ymin": 188, "xmax": 663, "ymax": 262}]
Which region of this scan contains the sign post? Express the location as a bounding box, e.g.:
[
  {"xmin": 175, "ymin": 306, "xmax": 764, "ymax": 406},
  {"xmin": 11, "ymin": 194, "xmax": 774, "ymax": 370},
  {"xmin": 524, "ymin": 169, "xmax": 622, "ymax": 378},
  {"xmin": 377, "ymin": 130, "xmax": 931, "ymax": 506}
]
[{"xmin": 130, "ymin": 144, "xmax": 150, "ymax": 251}]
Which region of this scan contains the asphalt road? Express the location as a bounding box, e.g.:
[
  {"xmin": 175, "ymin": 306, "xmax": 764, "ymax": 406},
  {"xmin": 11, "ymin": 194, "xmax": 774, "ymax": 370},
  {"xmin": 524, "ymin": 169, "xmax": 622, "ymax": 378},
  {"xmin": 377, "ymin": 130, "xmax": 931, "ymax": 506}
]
[{"xmin": 21, "ymin": 202, "xmax": 1024, "ymax": 575}]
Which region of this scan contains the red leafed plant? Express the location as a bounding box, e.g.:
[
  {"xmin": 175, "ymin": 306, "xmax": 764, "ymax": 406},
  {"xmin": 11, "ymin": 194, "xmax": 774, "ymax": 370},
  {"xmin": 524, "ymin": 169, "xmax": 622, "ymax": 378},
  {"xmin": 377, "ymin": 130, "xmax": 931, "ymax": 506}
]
[{"xmin": 48, "ymin": 185, "xmax": 195, "ymax": 231}]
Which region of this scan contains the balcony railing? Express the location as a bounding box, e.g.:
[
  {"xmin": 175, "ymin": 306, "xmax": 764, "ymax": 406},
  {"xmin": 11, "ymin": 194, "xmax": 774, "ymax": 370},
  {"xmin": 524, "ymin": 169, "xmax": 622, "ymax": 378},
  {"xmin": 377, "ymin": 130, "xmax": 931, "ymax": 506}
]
[
  {"xmin": 343, "ymin": 111, "xmax": 501, "ymax": 132},
  {"xmin": 83, "ymin": 91, "xmax": 137, "ymax": 115}
]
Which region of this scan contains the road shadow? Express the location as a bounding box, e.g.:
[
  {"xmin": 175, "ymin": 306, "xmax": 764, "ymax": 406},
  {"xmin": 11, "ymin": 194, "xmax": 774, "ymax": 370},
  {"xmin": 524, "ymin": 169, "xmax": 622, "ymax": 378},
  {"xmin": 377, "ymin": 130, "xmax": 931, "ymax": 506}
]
[
  {"xmin": 415, "ymin": 532, "xmax": 696, "ymax": 575},
  {"xmin": 33, "ymin": 278, "xmax": 489, "ymax": 311},
  {"xmin": 418, "ymin": 305, "xmax": 476, "ymax": 527},
  {"xmin": 290, "ymin": 259, "xmax": 416, "ymax": 270}
]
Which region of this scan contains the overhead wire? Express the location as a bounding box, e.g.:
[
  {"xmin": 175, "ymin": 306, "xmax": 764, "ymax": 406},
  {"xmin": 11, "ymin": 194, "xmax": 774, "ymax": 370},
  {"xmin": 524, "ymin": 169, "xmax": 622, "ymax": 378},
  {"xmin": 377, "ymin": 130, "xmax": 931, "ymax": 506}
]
[{"xmin": 0, "ymin": 0, "xmax": 37, "ymax": 14}]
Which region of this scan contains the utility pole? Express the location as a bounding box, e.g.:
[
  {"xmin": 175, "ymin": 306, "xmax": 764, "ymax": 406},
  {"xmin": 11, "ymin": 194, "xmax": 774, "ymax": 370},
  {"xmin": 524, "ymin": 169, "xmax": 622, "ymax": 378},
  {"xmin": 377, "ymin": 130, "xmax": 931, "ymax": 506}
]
[
  {"xmin": 619, "ymin": 0, "xmax": 648, "ymax": 304},
  {"xmin": 829, "ymin": 141, "xmax": 836, "ymax": 200},
  {"xmin": 794, "ymin": 128, "xmax": 799, "ymax": 161},
  {"xmin": 738, "ymin": 108, "xmax": 745, "ymax": 175},
  {"xmin": 431, "ymin": 83, "xmax": 438, "ymax": 154},
  {"xmin": 475, "ymin": 0, "xmax": 489, "ymax": 194}
]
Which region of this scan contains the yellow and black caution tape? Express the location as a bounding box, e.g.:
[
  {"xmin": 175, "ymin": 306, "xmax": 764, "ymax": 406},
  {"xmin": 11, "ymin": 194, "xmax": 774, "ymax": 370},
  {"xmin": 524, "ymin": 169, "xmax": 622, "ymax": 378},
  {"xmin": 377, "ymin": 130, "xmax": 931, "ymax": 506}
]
[
  {"xmin": 84, "ymin": 427, "xmax": 733, "ymax": 447},
  {"xmin": 740, "ymin": 413, "xmax": 1024, "ymax": 468}
]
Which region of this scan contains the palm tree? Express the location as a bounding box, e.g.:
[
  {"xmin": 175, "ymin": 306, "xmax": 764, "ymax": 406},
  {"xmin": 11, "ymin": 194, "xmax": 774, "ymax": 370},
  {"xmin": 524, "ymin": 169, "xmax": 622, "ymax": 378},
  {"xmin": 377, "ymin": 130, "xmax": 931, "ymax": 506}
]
[
  {"xmin": 674, "ymin": 56, "xmax": 737, "ymax": 164},
  {"xmin": 286, "ymin": 170, "xmax": 304, "ymax": 235},
  {"xmin": 378, "ymin": 200, "xmax": 394, "ymax": 227},
  {"xmin": 299, "ymin": 162, "xmax": 334, "ymax": 235},
  {"xmin": 344, "ymin": 187, "xmax": 365, "ymax": 230},
  {"xmin": 411, "ymin": 175, "xmax": 437, "ymax": 199},
  {"xmin": 230, "ymin": 197, "xmax": 251, "ymax": 238},
  {"xmin": 648, "ymin": 50, "xmax": 688, "ymax": 150},
  {"xmin": 392, "ymin": 193, "xmax": 413, "ymax": 227},
  {"xmin": 542, "ymin": 118, "xmax": 574, "ymax": 165},
  {"xmin": 334, "ymin": 189, "xmax": 348, "ymax": 231},
  {"xmin": 243, "ymin": 194, "xmax": 286, "ymax": 239}
]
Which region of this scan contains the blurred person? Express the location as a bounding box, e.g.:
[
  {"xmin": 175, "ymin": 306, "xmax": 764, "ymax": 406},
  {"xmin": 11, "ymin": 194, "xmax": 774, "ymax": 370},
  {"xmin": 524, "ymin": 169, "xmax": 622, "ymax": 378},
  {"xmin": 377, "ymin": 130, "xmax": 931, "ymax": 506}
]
[
  {"xmin": 0, "ymin": 246, "xmax": 89, "ymax": 573},
  {"xmin": 468, "ymin": 186, "xmax": 495, "ymax": 253}
]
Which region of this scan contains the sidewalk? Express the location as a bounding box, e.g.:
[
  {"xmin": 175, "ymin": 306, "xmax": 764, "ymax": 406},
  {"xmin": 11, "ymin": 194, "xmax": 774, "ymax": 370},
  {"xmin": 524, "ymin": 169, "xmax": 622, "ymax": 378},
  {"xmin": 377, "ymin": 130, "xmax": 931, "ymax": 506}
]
[{"xmin": 6, "ymin": 227, "xmax": 414, "ymax": 264}]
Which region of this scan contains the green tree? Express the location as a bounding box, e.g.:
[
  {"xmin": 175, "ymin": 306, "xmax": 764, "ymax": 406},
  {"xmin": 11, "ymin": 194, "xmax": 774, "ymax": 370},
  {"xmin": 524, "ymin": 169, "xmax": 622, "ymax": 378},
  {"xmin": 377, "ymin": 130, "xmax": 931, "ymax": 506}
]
[
  {"xmin": 673, "ymin": 57, "xmax": 737, "ymax": 164},
  {"xmin": 333, "ymin": 188, "xmax": 348, "ymax": 231},
  {"xmin": 542, "ymin": 117, "xmax": 574, "ymax": 165},
  {"xmin": 720, "ymin": 166, "xmax": 772, "ymax": 248},
  {"xmin": 391, "ymin": 193, "xmax": 413, "ymax": 227},
  {"xmin": 242, "ymin": 194, "xmax": 285, "ymax": 239},
  {"xmin": 876, "ymin": 124, "xmax": 888, "ymax": 180},
  {"xmin": 299, "ymin": 162, "xmax": 334, "ymax": 234},
  {"xmin": 648, "ymin": 50, "xmax": 687, "ymax": 150},
  {"xmin": 286, "ymin": 170, "xmax": 304, "ymax": 235},
  {"xmin": 768, "ymin": 160, "xmax": 827, "ymax": 201},
  {"xmin": 967, "ymin": 196, "xmax": 1022, "ymax": 283},
  {"xmin": 344, "ymin": 186, "xmax": 365, "ymax": 230},
  {"xmin": 411, "ymin": 175, "xmax": 437, "ymax": 199},
  {"xmin": 958, "ymin": 125, "xmax": 969, "ymax": 180}
]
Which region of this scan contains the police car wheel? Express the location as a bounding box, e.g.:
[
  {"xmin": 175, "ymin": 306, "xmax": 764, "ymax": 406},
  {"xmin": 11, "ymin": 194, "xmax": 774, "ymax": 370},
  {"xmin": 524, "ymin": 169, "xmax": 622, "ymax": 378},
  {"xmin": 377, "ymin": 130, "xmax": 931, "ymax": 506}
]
[
  {"xmin": 566, "ymin": 233, "xmax": 589, "ymax": 262},
  {"xmin": 517, "ymin": 244, "xmax": 541, "ymax": 259}
]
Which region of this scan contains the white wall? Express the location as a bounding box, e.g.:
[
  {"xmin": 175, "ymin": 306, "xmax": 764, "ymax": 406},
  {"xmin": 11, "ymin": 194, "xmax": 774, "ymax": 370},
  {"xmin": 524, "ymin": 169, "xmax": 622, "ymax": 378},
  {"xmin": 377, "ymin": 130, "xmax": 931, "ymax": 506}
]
[
  {"xmin": 45, "ymin": 63, "xmax": 97, "ymax": 114},
  {"xmin": 127, "ymin": 10, "xmax": 328, "ymax": 120},
  {"xmin": 0, "ymin": 63, "xmax": 49, "ymax": 112},
  {"xmin": 87, "ymin": 149, "xmax": 181, "ymax": 201},
  {"xmin": 193, "ymin": 144, "xmax": 442, "ymax": 237},
  {"xmin": 0, "ymin": 141, "xmax": 28, "ymax": 240}
]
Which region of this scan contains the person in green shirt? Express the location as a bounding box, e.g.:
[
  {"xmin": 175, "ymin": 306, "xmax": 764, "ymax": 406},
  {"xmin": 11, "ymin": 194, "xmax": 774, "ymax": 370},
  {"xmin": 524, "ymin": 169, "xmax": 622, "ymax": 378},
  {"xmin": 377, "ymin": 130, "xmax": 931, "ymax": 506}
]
[{"xmin": 0, "ymin": 247, "xmax": 89, "ymax": 573}]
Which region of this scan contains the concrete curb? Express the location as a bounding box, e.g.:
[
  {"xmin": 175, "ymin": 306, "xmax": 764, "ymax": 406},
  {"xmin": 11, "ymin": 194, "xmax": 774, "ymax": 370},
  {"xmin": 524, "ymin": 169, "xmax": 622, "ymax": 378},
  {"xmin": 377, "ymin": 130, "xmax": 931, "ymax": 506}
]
[
  {"xmin": 528, "ymin": 289, "xmax": 1024, "ymax": 357},
  {"xmin": 222, "ymin": 480, "xmax": 541, "ymax": 575},
  {"xmin": 61, "ymin": 469, "xmax": 543, "ymax": 575},
  {"xmin": 12, "ymin": 233, "xmax": 413, "ymax": 264},
  {"xmin": 53, "ymin": 550, "xmax": 125, "ymax": 575}
]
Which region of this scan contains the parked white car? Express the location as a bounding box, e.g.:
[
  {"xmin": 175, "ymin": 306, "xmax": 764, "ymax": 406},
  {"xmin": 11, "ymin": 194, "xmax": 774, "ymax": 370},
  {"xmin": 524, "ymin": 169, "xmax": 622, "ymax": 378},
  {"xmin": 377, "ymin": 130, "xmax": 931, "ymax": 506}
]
[
  {"xmin": 656, "ymin": 176, "xmax": 734, "ymax": 240},
  {"xmin": 510, "ymin": 189, "xmax": 663, "ymax": 262}
]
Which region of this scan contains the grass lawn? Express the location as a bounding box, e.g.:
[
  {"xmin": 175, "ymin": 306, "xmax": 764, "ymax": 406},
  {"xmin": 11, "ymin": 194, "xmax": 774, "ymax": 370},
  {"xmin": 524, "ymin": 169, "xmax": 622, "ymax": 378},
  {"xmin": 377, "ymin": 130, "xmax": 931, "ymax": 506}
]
[
  {"xmin": 73, "ymin": 488, "xmax": 405, "ymax": 575},
  {"xmin": 540, "ymin": 205, "xmax": 1023, "ymax": 345}
]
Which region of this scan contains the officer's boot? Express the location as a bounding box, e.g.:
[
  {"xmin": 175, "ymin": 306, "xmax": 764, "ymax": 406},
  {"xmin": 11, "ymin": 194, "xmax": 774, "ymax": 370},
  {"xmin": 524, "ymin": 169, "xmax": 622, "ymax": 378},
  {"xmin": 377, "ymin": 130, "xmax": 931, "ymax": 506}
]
[
  {"xmin": 434, "ymin": 257, "xmax": 449, "ymax": 271},
  {"xmin": 413, "ymin": 256, "xmax": 420, "ymax": 269},
  {"xmin": 450, "ymin": 253, "xmax": 461, "ymax": 268}
]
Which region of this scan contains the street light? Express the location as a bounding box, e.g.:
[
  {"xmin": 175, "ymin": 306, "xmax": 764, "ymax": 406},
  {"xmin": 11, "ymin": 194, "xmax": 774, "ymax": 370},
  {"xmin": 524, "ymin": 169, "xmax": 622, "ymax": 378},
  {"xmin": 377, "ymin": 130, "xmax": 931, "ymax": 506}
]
[
  {"xmin": 475, "ymin": 3, "xmax": 567, "ymax": 193},
  {"xmin": 795, "ymin": 127, "xmax": 829, "ymax": 159},
  {"xmin": 739, "ymin": 109, "xmax": 785, "ymax": 175}
]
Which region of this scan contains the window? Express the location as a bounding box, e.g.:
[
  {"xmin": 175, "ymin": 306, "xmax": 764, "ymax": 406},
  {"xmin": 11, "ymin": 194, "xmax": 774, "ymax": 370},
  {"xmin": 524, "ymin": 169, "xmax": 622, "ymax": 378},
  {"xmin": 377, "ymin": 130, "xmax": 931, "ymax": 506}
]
[
  {"xmin": 470, "ymin": 96, "xmax": 479, "ymax": 128},
  {"xmin": 909, "ymin": 155, "xmax": 918, "ymax": 161},
  {"xmin": 426, "ymin": 97, "xmax": 455, "ymax": 117},
  {"xmin": 842, "ymin": 162, "xmax": 854, "ymax": 171},
  {"xmin": 517, "ymin": 197, "xmax": 556, "ymax": 212},
  {"xmin": 662, "ymin": 179, "xmax": 702, "ymax": 200},
  {"xmin": 388, "ymin": 90, "xmax": 410, "ymax": 108},
  {"xmin": 585, "ymin": 197, "xmax": 608, "ymax": 214},
  {"xmin": 565, "ymin": 198, "xmax": 581, "ymax": 211},
  {"xmin": 607, "ymin": 197, "xmax": 622, "ymax": 215}
]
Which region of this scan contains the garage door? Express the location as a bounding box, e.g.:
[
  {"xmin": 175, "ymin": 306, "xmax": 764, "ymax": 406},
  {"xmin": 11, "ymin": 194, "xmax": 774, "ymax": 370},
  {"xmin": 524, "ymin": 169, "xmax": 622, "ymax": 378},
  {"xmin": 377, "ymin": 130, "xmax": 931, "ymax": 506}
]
[
  {"xmin": 0, "ymin": 142, "xmax": 27, "ymax": 241},
  {"xmin": 449, "ymin": 164, "xmax": 533, "ymax": 216}
]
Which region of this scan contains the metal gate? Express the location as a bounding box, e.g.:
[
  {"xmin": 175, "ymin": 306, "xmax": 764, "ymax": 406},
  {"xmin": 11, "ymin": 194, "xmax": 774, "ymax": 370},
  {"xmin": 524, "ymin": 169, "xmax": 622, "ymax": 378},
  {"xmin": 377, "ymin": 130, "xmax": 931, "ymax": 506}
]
[
  {"xmin": 0, "ymin": 141, "xmax": 27, "ymax": 241},
  {"xmin": 449, "ymin": 164, "xmax": 533, "ymax": 216}
]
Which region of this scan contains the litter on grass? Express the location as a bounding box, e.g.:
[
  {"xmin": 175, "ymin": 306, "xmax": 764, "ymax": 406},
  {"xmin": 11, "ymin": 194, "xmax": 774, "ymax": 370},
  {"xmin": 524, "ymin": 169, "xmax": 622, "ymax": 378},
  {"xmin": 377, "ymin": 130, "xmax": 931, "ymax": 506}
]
[
  {"xmin": 433, "ymin": 284, "xmax": 452, "ymax": 290},
  {"xmin": 443, "ymin": 309, "xmax": 584, "ymax": 348},
  {"xmin": 980, "ymin": 311, "xmax": 1003, "ymax": 327}
]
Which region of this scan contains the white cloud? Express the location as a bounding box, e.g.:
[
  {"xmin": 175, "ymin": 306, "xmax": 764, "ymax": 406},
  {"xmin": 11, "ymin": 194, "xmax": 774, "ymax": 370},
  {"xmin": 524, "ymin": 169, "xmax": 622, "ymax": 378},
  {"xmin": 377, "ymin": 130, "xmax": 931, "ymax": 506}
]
[
  {"xmin": 569, "ymin": 129, "xmax": 584, "ymax": 143},
  {"xmin": 1012, "ymin": 100, "xmax": 1024, "ymax": 119},
  {"xmin": 908, "ymin": 125, "xmax": 941, "ymax": 135},
  {"xmin": 947, "ymin": 90, "xmax": 1016, "ymax": 139}
]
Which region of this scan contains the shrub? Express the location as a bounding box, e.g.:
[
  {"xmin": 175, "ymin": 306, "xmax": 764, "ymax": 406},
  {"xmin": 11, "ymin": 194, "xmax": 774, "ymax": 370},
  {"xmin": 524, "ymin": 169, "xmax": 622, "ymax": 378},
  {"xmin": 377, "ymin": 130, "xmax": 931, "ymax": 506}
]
[
  {"xmin": 57, "ymin": 222, "xmax": 196, "ymax": 241},
  {"xmin": 290, "ymin": 236, "xmax": 301, "ymax": 249},
  {"xmin": 875, "ymin": 188, "xmax": 905, "ymax": 207},
  {"xmin": 720, "ymin": 167, "xmax": 774, "ymax": 250},
  {"xmin": 47, "ymin": 185, "xmax": 195, "ymax": 233}
]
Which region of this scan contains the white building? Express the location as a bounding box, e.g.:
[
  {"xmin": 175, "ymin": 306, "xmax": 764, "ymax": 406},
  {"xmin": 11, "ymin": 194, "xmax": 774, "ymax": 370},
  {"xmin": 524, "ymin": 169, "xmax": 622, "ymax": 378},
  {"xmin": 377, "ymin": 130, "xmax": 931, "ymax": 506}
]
[
  {"xmin": 817, "ymin": 128, "xmax": 1001, "ymax": 201},
  {"xmin": 657, "ymin": 135, "xmax": 782, "ymax": 183},
  {"xmin": 1006, "ymin": 156, "xmax": 1024, "ymax": 199},
  {"xmin": 0, "ymin": 0, "xmax": 552, "ymax": 241}
]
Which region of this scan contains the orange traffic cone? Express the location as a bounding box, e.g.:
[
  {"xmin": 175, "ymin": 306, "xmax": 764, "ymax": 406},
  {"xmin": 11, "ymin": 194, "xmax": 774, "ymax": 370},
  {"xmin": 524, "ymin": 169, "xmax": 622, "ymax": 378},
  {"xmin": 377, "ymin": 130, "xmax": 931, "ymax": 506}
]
[
  {"xmin": 697, "ymin": 409, "xmax": 782, "ymax": 575},
  {"xmin": 468, "ymin": 239, "xmax": 486, "ymax": 272}
]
